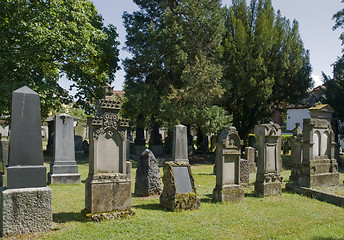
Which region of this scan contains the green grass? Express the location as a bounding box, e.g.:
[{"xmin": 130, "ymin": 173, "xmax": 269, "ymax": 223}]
[{"xmin": 22, "ymin": 155, "xmax": 344, "ymax": 239}]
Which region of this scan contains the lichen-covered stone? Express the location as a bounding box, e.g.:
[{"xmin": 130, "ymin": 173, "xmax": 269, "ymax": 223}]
[
  {"xmin": 83, "ymin": 209, "xmax": 135, "ymax": 222},
  {"xmin": 135, "ymin": 149, "xmax": 161, "ymax": 197},
  {"xmin": 0, "ymin": 187, "xmax": 52, "ymax": 237},
  {"xmin": 240, "ymin": 159, "xmax": 250, "ymax": 185},
  {"xmin": 160, "ymin": 161, "xmax": 200, "ymax": 211}
]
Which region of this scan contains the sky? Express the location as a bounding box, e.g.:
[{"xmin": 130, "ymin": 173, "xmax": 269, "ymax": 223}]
[{"xmin": 59, "ymin": 0, "xmax": 344, "ymax": 91}]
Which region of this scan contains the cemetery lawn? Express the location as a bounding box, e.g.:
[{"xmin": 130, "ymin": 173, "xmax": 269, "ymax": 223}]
[{"xmin": 26, "ymin": 155, "xmax": 344, "ymax": 239}]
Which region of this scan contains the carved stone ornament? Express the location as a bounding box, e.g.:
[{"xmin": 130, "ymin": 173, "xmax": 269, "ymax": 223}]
[{"xmin": 91, "ymin": 112, "xmax": 128, "ymax": 140}]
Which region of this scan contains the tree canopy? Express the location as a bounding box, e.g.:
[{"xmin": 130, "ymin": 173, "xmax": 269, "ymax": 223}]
[
  {"xmin": 122, "ymin": 0, "xmax": 231, "ymax": 133},
  {"xmin": 221, "ymin": 0, "xmax": 312, "ymax": 138},
  {"xmin": 323, "ymin": 0, "xmax": 344, "ymax": 121},
  {"xmin": 0, "ymin": 0, "xmax": 120, "ymax": 119}
]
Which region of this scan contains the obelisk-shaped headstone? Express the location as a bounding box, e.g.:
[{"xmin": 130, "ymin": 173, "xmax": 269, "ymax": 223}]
[
  {"xmin": 7, "ymin": 86, "xmax": 46, "ymax": 189},
  {"xmin": 172, "ymin": 124, "xmax": 188, "ymax": 162},
  {"xmin": 48, "ymin": 113, "xmax": 81, "ymax": 184},
  {"xmin": 1, "ymin": 86, "xmax": 52, "ymax": 237}
]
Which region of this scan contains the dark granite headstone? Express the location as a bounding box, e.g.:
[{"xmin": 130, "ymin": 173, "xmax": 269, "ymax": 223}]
[
  {"xmin": 172, "ymin": 166, "xmax": 193, "ymax": 194},
  {"xmin": 7, "ymin": 86, "xmax": 46, "ymax": 189}
]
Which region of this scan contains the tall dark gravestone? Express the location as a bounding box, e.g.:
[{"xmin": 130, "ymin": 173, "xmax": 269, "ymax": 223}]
[
  {"xmin": 1, "ymin": 86, "xmax": 52, "ymax": 237},
  {"xmin": 48, "ymin": 114, "xmax": 81, "ymax": 184}
]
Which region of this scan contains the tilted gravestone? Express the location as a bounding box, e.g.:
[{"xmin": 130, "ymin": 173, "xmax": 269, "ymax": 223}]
[
  {"xmin": 213, "ymin": 127, "xmax": 245, "ymax": 202},
  {"xmin": 254, "ymin": 123, "xmax": 283, "ymax": 197},
  {"xmin": 48, "ymin": 114, "xmax": 81, "ymax": 184},
  {"xmin": 134, "ymin": 149, "xmax": 162, "ymax": 197},
  {"xmin": 160, "ymin": 161, "xmax": 200, "ymax": 211},
  {"xmin": 1, "ymin": 86, "xmax": 52, "ymax": 237},
  {"xmin": 172, "ymin": 124, "xmax": 188, "ymax": 162},
  {"xmin": 85, "ymin": 85, "xmax": 132, "ymax": 215}
]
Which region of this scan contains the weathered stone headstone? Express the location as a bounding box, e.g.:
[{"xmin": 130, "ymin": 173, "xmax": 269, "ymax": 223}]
[
  {"xmin": 172, "ymin": 124, "xmax": 188, "ymax": 162},
  {"xmin": 245, "ymin": 146, "xmax": 256, "ymax": 173},
  {"xmin": 289, "ymin": 123, "xmax": 303, "ymax": 182},
  {"xmin": 85, "ymin": 84, "xmax": 131, "ymax": 214},
  {"xmin": 1, "ymin": 86, "xmax": 52, "ymax": 237},
  {"xmin": 290, "ymin": 117, "xmax": 339, "ymax": 187},
  {"xmin": 254, "ymin": 124, "xmax": 283, "ymax": 197},
  {"xmin": 0, "ymin": 134, "xmax": 7, "ymax": 186},
  {"xmin": 240, "ymin": 159, "xmax": 250, "ymax": 186},
  {"xmin": 132, "ymin": 126, "xmax": 146, "ymax": 155},
  {"xmin": 135, "ymin": 149, "xmax": 162, "ymax": 197},
  {"xmin": 48, "ymin": 114, "xmax": 81, "ymax": 184},
  {"xmin": 46, "ymin": 119, "xmax": 54, "ymax": 153},
  {"xmin": 283, "ymin": 139, "xmax": 290, "ymax": 155},
  {"xmin": 213, "ymin": 127, "xmax": 245, "ymax": 202},
  {"xmin": 160, "ymin": 161, "xmax": 200, "ymax": 211}
]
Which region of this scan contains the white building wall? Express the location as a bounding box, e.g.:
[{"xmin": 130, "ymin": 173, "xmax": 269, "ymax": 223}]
[{"xmin": 286, "ymin": 108, "xmax": 311, "ymax": 131}]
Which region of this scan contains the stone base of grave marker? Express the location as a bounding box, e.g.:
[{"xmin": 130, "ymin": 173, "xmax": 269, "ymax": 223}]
[
  {"xmin": 48, "ymin": 163, "xmax": 81, "ymax": 184},
  {"xmin": 7, "ymin": 166, "xmax": 47, "ymax": 189},
  {"xmin": 85, "ymin": 173, "xmax": 131, "ymax": 214},
  {"xmin": 0, "ymin": 187, "xmax": 52, "ymax": 237},
  {"xmin": 295, "ymin": 160, "xmax": 339, "ymax": 188},
  {"xmin": 254, "ymin": 175, "xmax": 283, "ymax": 197},
  {"xmin": 213, "ymin": 185, "xmax": 244, "ymax": 203},
  {"xmin": 160, "ymin": 161, "xmax": 200, "ymax": 211}
]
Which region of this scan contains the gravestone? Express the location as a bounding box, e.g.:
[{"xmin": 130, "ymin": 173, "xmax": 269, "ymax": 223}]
[
  {"xmin": 283, "ymin": 139, "xmax": 290, "ymax": 155},
  {"xmin": 85, "ymin": 84, "xmax": 131, "ymax": 214},
  {"xmin": 132, "ymin": 126, "xmax": 146, "ymax": 155},
  {"xmin": 240, "ymin": 159, "xmax": 250, "ymax": 186},
  {"xmin": 0, "ymin": 137, "xmax": 9, "ymax": 186},
  {"xmin": 149, "ymin": 124, "xmax": 163, "ymax": 156},
  {"xmin": 160, "ymin": 161, "xmax": 200, "ymax": 211},
  {"xmin": 290, "ymin": 117, "xmax": 339, "ymax": 187},
  {"xmin": 254, "ymin": 123, "xmax": 283, "ymax": 197},
  {"xmin": 46, "ymin": 120, "xmax": 55, "ymax": 153},
  {"xmin": 172, "ymin": 124, "xmax": 188, "ymax": 162},
  {"xmin": 213, "ymin": 127, "xmax": 245, "ymax": 202},
  {"xmin": 245, "ymin": 146, "xmax": 256, "ymax": 173},
  {"xmin": 135, "ymin": 149, "xmax": 162, "ymax": 197},
  {"xmin": 1, "ymin": 86, "xmax": 52, "ymax": 237},
  {"xmin": 48, "ymin": 114, "xmax": 81, "ymax": 184},
  {"xmin": 74, "ymin": 122, "xmax": 85, "ymax": 152},
  {"xmin": 289, "ymin": 123, "xmax": 303, "ymax": 182}
]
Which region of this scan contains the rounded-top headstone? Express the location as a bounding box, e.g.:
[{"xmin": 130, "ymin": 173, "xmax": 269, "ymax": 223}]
[{"xmin": 172, "ymin": 124, "xmax": 188, "ymax": 162}]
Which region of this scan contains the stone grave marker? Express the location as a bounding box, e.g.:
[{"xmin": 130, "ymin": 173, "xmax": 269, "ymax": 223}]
[
  {"xmin": 0, "ymin": 136, "xmax": 8, "ymax": 186},
  {"xmin": 289, "ymin": 123, "xmax": 303, "ymax": 182},
  {"xmin": 289, "ymin": 116, "xmax": 339, "ymax": 188},
  {"xmin": 135, "ymin": 149, "xmax": 162, "ymax": 197},
  {"xmin": 245, "ymin": 146, "xmax": 256, "ymax": 173},
  {"xmin": 172, "ymin": 124, "xmax": 188, "ymax": 162},
  {"xmin": 160, "ymin": 161, "xmax": 200, "ymax": 211},
  {"xmin": 1, "ymin": 86, "xmax": 52, "ymax": 237},
  {"xmin": 254, "ymin": 123, "xmax": 283, "ymax": 197},
  {"xmin": 240, "ymin": 158, "xmax": 250, "ymax": 186},
  {"xmin": 213, "ymin": 127, "xmax": 245, "ymax": 202},
  {"xmin": 85, "ymin": 84, "xmax": 132, "ymax": 216},
  {"xmin": 149, "ymin": 123, "xmax": 163, "ymax": 156},
  {"xmin": 48, "ymin": 114, "xmax": 81, "ymax": 184}
]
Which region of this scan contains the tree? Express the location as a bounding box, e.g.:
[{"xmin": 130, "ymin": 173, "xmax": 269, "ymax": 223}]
[
  {"xmin": 0, "ymin": 0, "xmax": 120, "ymax": 119},
  {"xmin": 221, "ymin": 0, "xmax": 312, "ymax": 139},
  {"xmin": 323, "ymin": 1, "xmax": 344, "ymax": 121},
  {"xmin": 123, "ymin": 0, "xmax": 231, "ymax": 133}
]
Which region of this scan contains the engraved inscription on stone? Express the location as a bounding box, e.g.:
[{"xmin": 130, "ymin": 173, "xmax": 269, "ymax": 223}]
[
  {"xmin": 313, "ymin": 131, "xmax": 320, "ymax": 157},
  {"xmin": 97, "ymin": 130, "xmax": 121, "ymax": 173},
  {"xmin": 223, "ymin": 155, "xmax": 237, "ymax": 184},
  {"xmin": 265, "ymin": 144, "xmax": 276, "ymax": 173},
  {"xmin": 172, "ymin": 166, "xmax": 193, "ymax": 194}
]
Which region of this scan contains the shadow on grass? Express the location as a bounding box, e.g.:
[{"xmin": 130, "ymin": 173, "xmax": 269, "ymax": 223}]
[
  {"xmin": 202, "ymin": 194, "xmax": 213, "ymax": 203},
  {"xmin": 133, "ymin": 203, "xmax": 166, "ymax": 211},
  {"xmin": 53, "ymin": 212, "xmax": 83, "ymax": 223}
]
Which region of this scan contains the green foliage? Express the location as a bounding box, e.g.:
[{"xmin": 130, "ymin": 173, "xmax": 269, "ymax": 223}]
[
  {"xmin": 323, "ymin": 2, "xmax": 344, "ymax": 121},
  {"xmin": 122, "ymin": 0, "xmax": 230, "ymax": 131},
  {"xmin": 221, "ymin": 0, "xmax": 312, "ymax": 139},
  {"xmin": 0, "ymin": 0, "xmax": 120, "ymax": 119}
]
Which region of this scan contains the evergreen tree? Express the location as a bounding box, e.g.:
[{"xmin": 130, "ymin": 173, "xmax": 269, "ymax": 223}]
[
  {"xmin": 123, "ymin": 0, "xmax": 231, "ymax": 132},
  {"xmin": 221, "ymin": 0, "xmax": 312, "ymax": 139}
]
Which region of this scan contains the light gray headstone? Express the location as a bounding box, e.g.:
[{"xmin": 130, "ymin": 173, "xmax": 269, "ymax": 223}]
[
  {"xmin": 172, "ymin": 124, "xmax": 188, "ymax": 162},
  {"xmin": 7, "ymin": 86, "xmax": 46, "ymax": 189}
]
